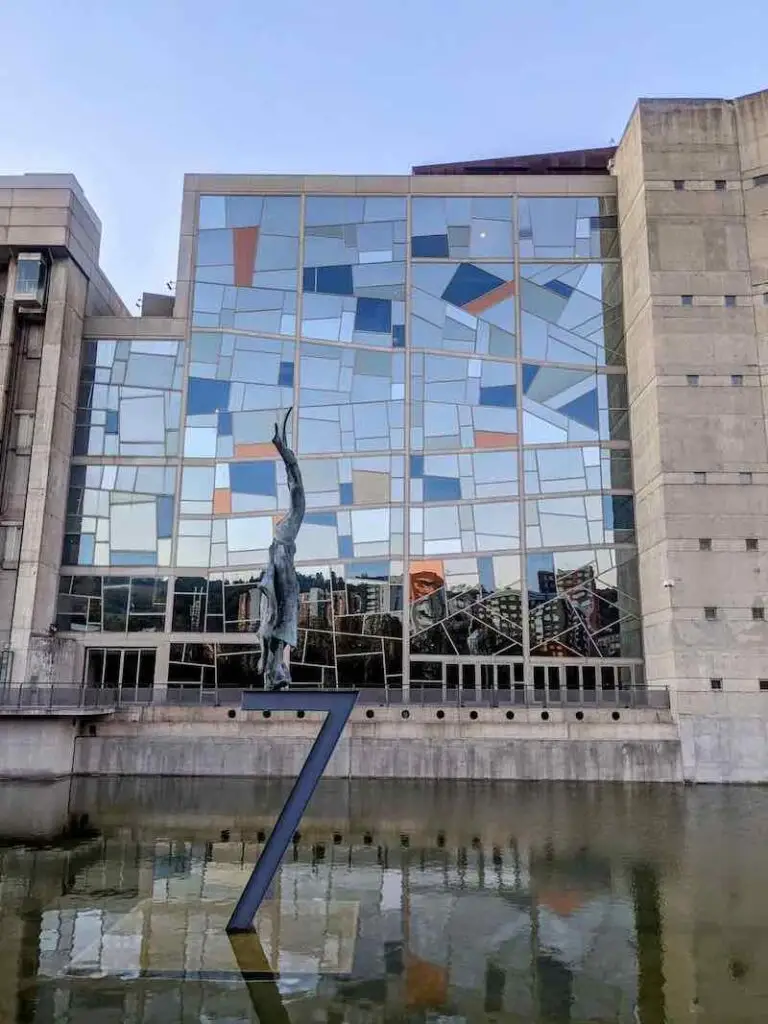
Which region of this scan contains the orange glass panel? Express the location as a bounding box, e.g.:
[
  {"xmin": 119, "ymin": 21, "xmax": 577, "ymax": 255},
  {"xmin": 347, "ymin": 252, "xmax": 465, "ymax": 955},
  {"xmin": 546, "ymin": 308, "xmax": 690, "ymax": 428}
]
[
  {"xmin": 234, "ymin": 442, "xmax": 275, "ymax": 458},
  {"xmin": 463, "ymin": 279, "xmax": 516, "ymax": 315},
  {"xmin": 233, "ymin": 226, "xmax": 259, "ymax": 287},
  {"xmin": 475, "ymin": 431, "xmax": 518, "ymax": 449},
  {"xmin": 213, "ymin": 488, "xmax": 232, "ymax": 515}
]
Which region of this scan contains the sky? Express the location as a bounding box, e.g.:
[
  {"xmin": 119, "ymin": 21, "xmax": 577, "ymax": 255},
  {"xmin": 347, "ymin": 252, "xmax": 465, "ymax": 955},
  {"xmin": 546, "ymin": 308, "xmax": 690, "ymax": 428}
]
[{"xmin": 1, "ymin": 0, "xmax": 765, "ymax": 308}]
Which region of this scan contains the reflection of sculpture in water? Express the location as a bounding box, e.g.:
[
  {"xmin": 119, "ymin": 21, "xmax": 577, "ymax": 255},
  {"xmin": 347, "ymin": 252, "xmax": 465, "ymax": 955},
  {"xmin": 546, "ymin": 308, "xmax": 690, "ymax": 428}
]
[{"xmin": 255, "ymin": 410, "xmax": 305, "ymax": 690}]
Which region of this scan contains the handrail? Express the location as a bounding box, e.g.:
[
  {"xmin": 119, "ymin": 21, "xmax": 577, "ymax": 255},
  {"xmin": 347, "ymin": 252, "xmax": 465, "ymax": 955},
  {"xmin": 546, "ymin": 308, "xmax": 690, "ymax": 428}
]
[{"xmin": 0, "ymin": 682, "xmax": 671, "ymax": 712}]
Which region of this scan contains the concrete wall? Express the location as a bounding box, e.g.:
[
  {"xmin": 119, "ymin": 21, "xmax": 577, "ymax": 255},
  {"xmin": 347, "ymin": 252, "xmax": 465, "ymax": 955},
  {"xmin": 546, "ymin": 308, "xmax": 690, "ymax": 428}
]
[
  {"xmin": 73, "ymin": 705, "xmax": 683, "ymax": 782},
  {"xmin": 0, "ymin": 716, "xmax": 78, "ymax": 778},
  {"xmin": 616, "ymin": 92, "xmax": 768, "ymax": 711}
]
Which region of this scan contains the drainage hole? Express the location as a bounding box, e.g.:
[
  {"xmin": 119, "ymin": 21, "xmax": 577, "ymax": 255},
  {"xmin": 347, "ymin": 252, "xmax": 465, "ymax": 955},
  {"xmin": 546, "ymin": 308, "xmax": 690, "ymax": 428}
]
[{"xmin": 541, "ymin": 711, "xmax": 550, "ymax": 721}]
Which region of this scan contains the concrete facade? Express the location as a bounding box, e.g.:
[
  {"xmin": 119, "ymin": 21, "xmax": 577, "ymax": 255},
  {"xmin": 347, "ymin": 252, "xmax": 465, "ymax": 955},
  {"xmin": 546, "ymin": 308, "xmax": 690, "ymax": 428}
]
[{"xmin": 2, "ymin": 92, "xmax": 768, "ymax": 783}]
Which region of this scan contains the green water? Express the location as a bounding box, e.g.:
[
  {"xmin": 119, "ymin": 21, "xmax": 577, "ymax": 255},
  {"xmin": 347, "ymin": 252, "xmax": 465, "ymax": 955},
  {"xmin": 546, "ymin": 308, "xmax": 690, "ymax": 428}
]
[{"xmin": 0, "ymin": 777, "xmax": 766, "ymax": 1022}]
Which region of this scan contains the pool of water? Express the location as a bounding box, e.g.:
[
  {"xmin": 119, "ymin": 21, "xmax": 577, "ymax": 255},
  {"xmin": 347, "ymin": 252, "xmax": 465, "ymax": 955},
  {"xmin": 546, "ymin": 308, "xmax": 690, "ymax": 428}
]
[{"xmin": 0, "ymin": 776, "xmax": 766, "ymax": 1022}]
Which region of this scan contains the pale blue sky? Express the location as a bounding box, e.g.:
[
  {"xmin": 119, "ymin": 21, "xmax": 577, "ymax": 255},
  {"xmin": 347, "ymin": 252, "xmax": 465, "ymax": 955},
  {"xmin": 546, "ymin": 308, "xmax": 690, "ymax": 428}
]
[{"xmin": 2, "ymin": 0, "xmax": 765, "ymax": 307}]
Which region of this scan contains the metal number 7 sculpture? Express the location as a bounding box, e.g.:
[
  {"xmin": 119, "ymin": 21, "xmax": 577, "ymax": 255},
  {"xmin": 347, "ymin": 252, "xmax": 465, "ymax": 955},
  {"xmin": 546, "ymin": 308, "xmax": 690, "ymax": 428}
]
[{"xmin": 227, "ymin": 689, "xmax": 358, "ymax": 933}]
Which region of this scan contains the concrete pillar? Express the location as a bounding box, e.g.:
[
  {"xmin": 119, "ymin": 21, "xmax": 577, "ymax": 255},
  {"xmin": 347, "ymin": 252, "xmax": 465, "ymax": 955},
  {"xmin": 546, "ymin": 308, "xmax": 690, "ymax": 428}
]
[{"xmin": 10, "ymin": 259, "xmax": 87, "ymax": 682}]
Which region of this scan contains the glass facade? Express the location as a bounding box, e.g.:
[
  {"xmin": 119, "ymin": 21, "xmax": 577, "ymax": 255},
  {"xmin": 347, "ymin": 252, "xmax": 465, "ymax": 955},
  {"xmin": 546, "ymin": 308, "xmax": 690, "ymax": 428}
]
[{"xmin": 58, "ymin": 188, "xmax": 640, "ymax": 697}]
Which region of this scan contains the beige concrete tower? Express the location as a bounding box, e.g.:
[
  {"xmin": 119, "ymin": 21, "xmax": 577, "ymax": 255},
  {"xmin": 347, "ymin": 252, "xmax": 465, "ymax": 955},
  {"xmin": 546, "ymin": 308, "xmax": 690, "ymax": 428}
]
[
  {"xmin": 615, "ymin": 90, "xmax": 768, "ymax": 779},
  {"xmin": 0, "ymin": 176, "xmax": 127, "ymax": 684}
]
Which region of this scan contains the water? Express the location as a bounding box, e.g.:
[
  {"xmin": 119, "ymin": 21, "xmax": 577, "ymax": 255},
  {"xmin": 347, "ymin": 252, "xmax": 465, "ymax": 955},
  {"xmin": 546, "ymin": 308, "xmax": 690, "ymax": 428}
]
[{"xmin": 0, "ymin": 777, "xmax": 767, "ymax": 1023}]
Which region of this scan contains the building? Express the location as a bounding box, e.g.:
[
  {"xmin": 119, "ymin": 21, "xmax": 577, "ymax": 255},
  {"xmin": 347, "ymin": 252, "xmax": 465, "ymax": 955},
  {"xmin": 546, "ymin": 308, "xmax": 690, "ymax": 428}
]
[{"xmin": 1, "ymin": 89, "xmax": 767, "ymax": 728}]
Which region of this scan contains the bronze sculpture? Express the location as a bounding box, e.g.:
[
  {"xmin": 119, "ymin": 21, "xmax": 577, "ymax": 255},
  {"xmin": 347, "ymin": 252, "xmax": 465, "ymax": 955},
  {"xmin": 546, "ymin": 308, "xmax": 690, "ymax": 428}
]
[{"xmin": 256, "ymin": 409, "xmax": 305, "ymax": 690}]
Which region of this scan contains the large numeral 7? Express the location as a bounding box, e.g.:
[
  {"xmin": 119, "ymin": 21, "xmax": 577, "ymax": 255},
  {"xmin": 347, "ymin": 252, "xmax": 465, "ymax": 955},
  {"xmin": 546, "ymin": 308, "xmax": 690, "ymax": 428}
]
[{"xmin": 227, "ymin": 689, "xmax": 358, "ymax": 934}]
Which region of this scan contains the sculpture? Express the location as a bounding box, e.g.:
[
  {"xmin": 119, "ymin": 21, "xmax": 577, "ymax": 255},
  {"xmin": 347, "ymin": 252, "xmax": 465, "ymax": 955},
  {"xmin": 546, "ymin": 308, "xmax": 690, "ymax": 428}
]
[{"xmin": 256, "ymin": 409, "xmax": 305, "ymax": 690}]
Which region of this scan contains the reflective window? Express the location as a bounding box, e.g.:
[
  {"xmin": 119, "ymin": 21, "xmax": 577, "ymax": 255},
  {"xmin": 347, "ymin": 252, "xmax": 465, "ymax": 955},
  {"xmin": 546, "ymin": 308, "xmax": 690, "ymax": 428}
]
[
  {"xmin": 520, "ymin": 263, "xmax": 623, "ymax": 366},
  {"xmin": 411, "ymin": 261, "xmax": 515, "ymax": 355},
  {"xmin": 411, "ymin": 197, "xmax": 513, "ymax": 259},
  {"xmin": 410, "ymin": 554, "xmax": 522, "ymax": 657},
  {"xmin": 184, "ymin": 333, "xmax": 294, "ymax": 458},
  {"xmin": 298, "ymin": 342, "xmax": 405, "ymax": 453},
  {"xmin": 194, "ymin": 195, "xmax": 300, "ymax": 333},
  {"xmin": 527, "ymin": 548, "xmax": 641, "ymax": 658},
  {"xmin": 523, "ymin": 366, "xmax": 628, "ymax": 444},
  {"xmin": 57, "ymin": 576, "xmax": 167, "ymax": 632},
  {"xmin": 63, "ymin": 465, "xmax": 176, "ymax": 567},
  {"xmin": 301, "ymin": 196, "xmax": 406, "ymax": 347},
  {"xmin": 411, "ymin": 352, "xmax": 517, "ymax": 452},
  {"xmin": 518, "ymin": 196, "xmax": 618, "ymax": 258},
  {"xmin": 73, "ymin": 340, "xmax": 183, "ymax": 457}
]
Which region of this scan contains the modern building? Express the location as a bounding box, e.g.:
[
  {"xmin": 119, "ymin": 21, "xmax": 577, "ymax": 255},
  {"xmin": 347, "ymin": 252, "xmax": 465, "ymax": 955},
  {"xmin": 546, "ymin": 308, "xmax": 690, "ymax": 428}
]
[{"xmin": 1, "ymin": 89, "xmax": 767, "ymax": 731}]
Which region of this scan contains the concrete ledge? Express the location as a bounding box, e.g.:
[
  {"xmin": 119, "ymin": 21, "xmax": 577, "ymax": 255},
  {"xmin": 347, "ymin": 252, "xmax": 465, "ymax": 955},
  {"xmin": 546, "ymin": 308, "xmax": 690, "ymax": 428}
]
[{"xmin": 73, "ymin": 708, "xmax": 682, "ymax": 781}]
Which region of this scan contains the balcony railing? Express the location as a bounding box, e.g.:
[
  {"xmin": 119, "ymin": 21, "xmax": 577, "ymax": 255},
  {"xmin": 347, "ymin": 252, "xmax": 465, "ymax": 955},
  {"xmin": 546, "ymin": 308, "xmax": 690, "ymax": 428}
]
[{"xmin": 0, "ymin": 682, "xmax": 670, "ymax": 712}]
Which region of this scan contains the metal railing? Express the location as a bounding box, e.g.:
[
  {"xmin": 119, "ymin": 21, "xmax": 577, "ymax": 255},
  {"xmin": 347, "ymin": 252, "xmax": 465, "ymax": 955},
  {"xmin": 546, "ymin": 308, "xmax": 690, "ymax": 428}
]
[{"xmin": 0, "ymin": 682, "xmax": 670, "ymax": 712}]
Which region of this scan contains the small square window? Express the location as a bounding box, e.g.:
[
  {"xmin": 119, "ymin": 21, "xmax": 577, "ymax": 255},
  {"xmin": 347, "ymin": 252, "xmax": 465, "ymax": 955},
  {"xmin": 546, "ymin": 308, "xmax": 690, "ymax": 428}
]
[
  {"xmin": 681, "ymin": 295, "xmax": 693, "ymax": 306},
  {"xmin": 746, "ymin": 538, "xmax": 759, "ymax": 551},
  {"xmin": 755, "ymin": 173, "xmax": 768, "ymax": 187},
  {"xmin": 704, "ymin": 606, "xmax": 718, "ymax": 621},
  {"xmin": 674, "ymin": 180, "xmax": 685, "ymax": 191},
  {"xmin": 710, "ymin": 678, "xmax": 723, "ymax": 691},
  {"xmin": 731, "ymin": 374, "xmax": 744, "ymax": 386},
  {"xmin": 686, "ymin": 374, "xmax": 699, "ymax": 386},
  {"xmin": 759, "ymin": 680, "xmax": 768, "ymax": 691},
  {"xmin": 699, "ymin": 538, "xmax": 712, "ymax": 551},
  {"xmin": 740, "ymin": 472, "xmax": 753, "ymax": 484},
  {"xmin": 752, "ymin": 606, "xmax": 765, "ymax": 621},
  {"xmin": 725, "ymin": 295, "xmax": 736, "ymax": 307},
  {"xmin": 694, "ymin": 472, "xmax": 707, "ymax": 484},
  {"xmin": 715, "ymin": 179, "xmax": 726, "ymax": 191}
]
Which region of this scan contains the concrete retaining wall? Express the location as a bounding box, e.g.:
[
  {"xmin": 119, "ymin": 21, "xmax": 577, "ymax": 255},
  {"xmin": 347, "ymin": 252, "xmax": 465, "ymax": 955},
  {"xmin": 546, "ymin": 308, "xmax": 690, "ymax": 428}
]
[
  {"xmin": 73, "ymin": 706, "xmax": 684, "ymax": 782},
  {"xmin": 0, "ymin": 716, "xmax": 78, "ymax": 778}
]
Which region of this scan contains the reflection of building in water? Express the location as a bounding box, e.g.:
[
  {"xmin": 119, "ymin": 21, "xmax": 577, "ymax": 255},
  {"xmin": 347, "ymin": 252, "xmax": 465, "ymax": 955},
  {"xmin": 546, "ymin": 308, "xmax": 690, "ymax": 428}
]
[{"xmin": 28, "ymin": 835, "xmax": 641, "ymax": 1023}]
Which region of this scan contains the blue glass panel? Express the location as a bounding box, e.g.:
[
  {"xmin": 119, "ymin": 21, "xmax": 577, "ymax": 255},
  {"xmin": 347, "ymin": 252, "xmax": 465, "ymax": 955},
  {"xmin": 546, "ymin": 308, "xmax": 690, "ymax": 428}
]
[
  {"xmin": 278, "ymin": 361, "xmax": 295, "ymax": 387},
  {"xmin": 410, "ymin": 455, "xmax": 424, "ymax": 478},
  {"xmin": 392, "ymin": 325, "xmax": 405, "ymax": 348},
  {"xmin": 344, "ymin": 560, "xmax": 389, "ymax": 578},
  {"xmin": 479, "ymin": 385, "xmax": 516, "ymax": 408},
  {"xmin": 607, "ymin": 495, "xmax": 634, "ymax": 531},
  {"xmin": 441, "ymin": 264, "xmax": 505, "ymax": 307},
  {"xmin": 339, "ymin": 482, "xmax": 354, "ymax": 505},
  {"xmin": 423, "ymin": 476, "xmax": 461, "ymax": 501},
  {"xmin": 188, "ymin": 378, "xmax": 231, "ymax": 415},
  {"xmin": 315, "ymin": 265, "xmax": 354, "ymax": 296},
  {"xmin": 338, "ymin": 535, "xmax": 354, "ymax": 558},
  {"xmin": 411, "ymin": 234, "xmax": 450, "ymax": 258},
  {"xmin": 558, "ymin": 389, "xmax": 599, "ymax": 428},
  {"xmin": 105, "ymin": 410, "xmax": 119, "ymax": 435},
  {"xmin": 78, "ymin": 534, "xmax": 94, "ymax": 565},
  {"xmin": 527, "ymin": 552, "xmax": 555, "ymax": 591},
  {"xmin": 522, "ymin": 364, "xmax": 540, "ymax": 392},
  {"xmin": 218, "ymin": 411, "xmax": 233, "ymax": 436},
  {"xmin": 230, "ymin": 461, "xmax": 278, "ymax": 496},
  {"xmin": 355, "ymin": 297, "xmax": 392, "ymax": 333},
  {"xmin": 111, "ymin": 551, "xmax": 158, "ymax": 566},
  {"xmin": 303, "ymin": 267, "xmax": 317, "ymax": 292},
  {"xmin": 477, "ymin": 556, "xmax": 495, "ymax": 593},
  {"xmin": 544, "ymin": 278, "xmax": 575, "ymax": 299},
  {"xmin": 157, "ymin": 496, "xmax": 174, "ymax": 539},
  {"xmin": 305, "ymin": 512, "xmax": 337, "ymax": 527}
]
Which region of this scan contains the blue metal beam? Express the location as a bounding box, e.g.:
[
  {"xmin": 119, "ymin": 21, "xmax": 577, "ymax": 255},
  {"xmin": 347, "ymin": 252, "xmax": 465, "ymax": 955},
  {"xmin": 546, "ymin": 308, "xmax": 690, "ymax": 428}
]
[{"xmin": 226, "ymin": 689, "xmax": 358, "ymax": 933}]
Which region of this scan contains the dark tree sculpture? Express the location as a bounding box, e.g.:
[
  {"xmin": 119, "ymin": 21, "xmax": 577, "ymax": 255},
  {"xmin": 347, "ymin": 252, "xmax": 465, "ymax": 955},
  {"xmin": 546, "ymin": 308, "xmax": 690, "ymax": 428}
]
[{"xmin": 256, "ymin": 409, "xmax": 305, "ymax": 690}]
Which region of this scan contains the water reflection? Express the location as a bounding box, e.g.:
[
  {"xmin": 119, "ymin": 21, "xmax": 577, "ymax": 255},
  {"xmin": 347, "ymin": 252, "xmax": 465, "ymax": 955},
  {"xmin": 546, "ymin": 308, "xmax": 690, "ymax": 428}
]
[{"xmin": 1, "ymin": 778, "xmax": 767, "ymax": 1021}]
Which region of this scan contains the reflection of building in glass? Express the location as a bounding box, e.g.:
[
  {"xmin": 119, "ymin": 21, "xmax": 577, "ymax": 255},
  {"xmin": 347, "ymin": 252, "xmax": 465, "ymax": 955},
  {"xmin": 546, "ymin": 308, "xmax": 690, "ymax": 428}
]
[{"xmin": 7, "ymin": 90, "xmax": 767, "ymax": 704}]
